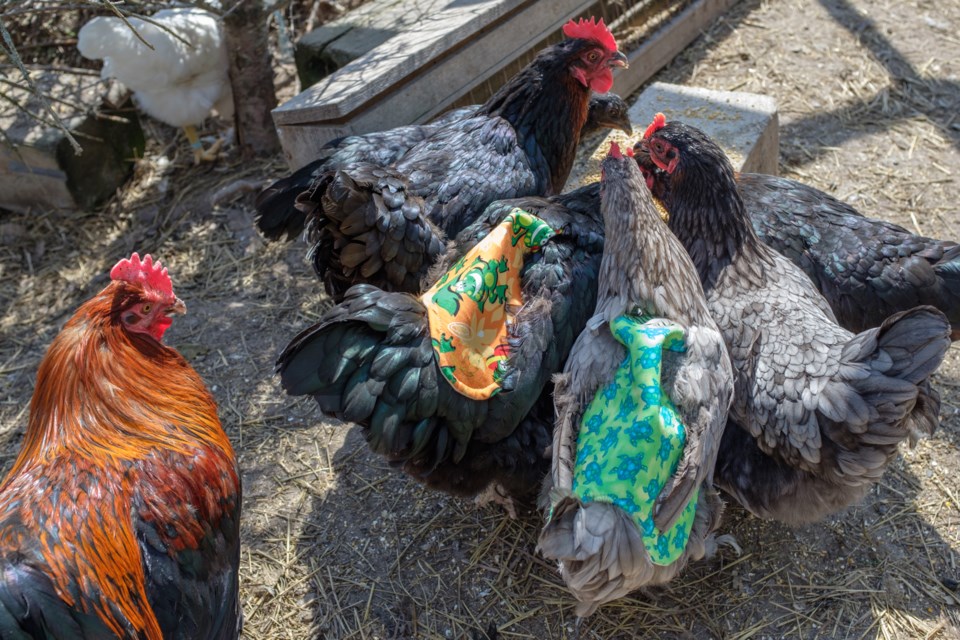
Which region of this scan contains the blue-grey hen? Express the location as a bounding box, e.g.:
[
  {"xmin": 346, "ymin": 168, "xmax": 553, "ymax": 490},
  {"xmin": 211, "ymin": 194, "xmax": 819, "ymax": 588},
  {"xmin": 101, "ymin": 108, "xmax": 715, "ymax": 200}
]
[
  {"xmin": 538, "ymin": 143, "xmax": 734, "ymax": 616},
  {"xmin": 638, "ymin": 114, "xmax": 951, "ymax": 524}
]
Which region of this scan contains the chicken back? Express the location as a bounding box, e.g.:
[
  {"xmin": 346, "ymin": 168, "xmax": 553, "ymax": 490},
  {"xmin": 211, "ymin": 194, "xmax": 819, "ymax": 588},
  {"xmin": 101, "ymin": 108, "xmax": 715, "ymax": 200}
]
[
  {"xmin": 276, "ymin": 186, "xmax": 605, "ymax": 505},
  {"xmin": 255, "ymin": 93, "xmax": 632, "ymax": 243}
]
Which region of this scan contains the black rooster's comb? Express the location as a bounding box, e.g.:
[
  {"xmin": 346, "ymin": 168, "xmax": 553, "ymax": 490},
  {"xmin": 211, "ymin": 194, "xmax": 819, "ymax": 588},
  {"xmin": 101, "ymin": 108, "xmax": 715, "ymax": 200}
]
[{"xmin": 562, "ymin": 17, "xmax": 617, "ymax": 52}]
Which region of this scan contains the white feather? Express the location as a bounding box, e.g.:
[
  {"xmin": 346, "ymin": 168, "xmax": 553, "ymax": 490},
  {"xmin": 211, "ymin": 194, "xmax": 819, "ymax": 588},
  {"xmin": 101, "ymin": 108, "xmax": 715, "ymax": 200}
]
[{"xmin": 77, "ymin": 8, "xmax": 233, "ymax": 127}]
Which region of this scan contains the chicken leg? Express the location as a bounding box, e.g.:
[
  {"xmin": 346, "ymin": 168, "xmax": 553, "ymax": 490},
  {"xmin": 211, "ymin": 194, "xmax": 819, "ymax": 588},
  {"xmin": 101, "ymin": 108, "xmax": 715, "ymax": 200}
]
[{"xmin": 183, "ymin": 125, "xmax": 223, "ymax": 164}]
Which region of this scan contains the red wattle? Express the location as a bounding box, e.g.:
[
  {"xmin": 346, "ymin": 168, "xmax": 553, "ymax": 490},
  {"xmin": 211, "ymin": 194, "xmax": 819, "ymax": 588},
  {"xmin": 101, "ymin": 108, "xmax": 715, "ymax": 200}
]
[{"xmin": 590, "ymin": 69, "xmax": 614, "ymax": 93}]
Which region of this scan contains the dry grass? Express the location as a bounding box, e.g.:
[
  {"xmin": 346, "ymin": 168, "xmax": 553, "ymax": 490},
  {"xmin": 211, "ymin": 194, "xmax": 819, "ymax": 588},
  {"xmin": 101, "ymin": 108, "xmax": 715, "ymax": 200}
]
[{"xmin": 1, "ymin": 0, "xmax": 960, "ymax": 638}]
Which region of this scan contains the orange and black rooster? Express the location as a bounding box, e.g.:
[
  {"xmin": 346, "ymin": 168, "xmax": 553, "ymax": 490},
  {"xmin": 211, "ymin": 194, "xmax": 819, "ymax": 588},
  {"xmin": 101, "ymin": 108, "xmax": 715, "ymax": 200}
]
[{"xmin": 0, "ymin": 254, "xmax": 241, "ymax": 639}]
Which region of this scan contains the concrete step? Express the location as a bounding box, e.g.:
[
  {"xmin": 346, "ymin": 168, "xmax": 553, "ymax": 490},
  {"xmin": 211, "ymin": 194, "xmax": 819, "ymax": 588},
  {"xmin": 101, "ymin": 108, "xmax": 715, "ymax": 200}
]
[{"xmin": 566, "ymin": 81, "xmax": 779, "ymax": 188}]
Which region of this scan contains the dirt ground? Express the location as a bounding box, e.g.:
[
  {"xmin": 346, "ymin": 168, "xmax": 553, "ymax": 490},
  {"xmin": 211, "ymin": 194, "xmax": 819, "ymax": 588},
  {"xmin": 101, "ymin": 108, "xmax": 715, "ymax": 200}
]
[{"xmin": 2, "ymin": 0, "xmax": 959, "ymax": 638}]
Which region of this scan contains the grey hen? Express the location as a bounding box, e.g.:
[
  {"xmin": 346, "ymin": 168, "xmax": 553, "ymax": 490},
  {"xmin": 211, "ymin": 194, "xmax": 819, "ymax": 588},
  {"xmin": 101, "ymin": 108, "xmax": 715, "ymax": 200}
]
[
  {"xmin": 538, "ymin": 143, "xmax": 734, "ymax": 616},
  {"xmin": 639, "ymin": 114, "xmax": 951, "ymax": 524}
]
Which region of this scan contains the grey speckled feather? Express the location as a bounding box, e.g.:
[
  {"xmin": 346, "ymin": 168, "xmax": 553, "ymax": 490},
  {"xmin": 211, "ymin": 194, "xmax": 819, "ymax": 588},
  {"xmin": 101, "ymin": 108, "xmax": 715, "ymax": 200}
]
[
  {"xmin": 641, "ymin": 120, "xmax": 952, "ymax": 525},
  {"xmin": 538, "ymin": 146, "xmax": 733, "ymax": 617}
]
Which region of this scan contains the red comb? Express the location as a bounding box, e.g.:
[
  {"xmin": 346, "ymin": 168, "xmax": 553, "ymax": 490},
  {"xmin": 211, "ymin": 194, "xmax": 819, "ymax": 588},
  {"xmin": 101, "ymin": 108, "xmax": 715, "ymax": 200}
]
[
  {"xmin": 562, "ymin": 17, "xmax": 617, "ymax": 52},
  {"xmin": 110, "ymin": 253, "xmax": 174, "ymax": 297},
  {"xmin": 643, "ymin": 112, "xmax": 666, "ymax": 140},
  {"xmin": 609, "ymin": 141, "xmax": 623, "ymax": 159}
]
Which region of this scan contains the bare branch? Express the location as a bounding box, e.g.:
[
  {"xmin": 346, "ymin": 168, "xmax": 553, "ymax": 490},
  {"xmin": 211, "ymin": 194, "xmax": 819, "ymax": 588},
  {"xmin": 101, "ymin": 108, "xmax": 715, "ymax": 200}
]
[{"xmin": 0, "ymin": 19, "xmax": 83, "ymax": 154}]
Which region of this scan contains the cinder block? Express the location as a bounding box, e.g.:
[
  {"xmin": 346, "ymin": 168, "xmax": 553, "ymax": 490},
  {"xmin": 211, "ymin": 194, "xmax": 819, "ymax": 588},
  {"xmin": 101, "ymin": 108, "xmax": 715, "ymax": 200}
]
[
  {"xmin": 566, "ymin": 82, "xmax": 779, "ymax": 189},
  {"xmin": 629, "ymin": 82, "xmax": 779, "ymax": 174}
]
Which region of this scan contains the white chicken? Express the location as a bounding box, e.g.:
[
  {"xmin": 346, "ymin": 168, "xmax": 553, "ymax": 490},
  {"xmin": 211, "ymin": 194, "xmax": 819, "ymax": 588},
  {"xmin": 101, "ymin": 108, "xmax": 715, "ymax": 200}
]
[{"xmin": 78, "ymin": 7, "xmax": 233, "ymax": 163}]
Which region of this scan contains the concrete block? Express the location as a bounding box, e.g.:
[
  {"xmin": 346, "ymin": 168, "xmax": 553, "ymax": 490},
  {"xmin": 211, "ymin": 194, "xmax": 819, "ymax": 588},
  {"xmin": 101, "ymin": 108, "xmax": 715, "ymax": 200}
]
[
  {"xmin": 0, "ymin": 73, "xmax": 145, "ymax": 213},
  {"xmin": 566, "ymin": 82, "xmax": 779, "ymax": 189},
  {"xmin": 628, "ymin": 82, "xmax": 779, "ymax": 175}
]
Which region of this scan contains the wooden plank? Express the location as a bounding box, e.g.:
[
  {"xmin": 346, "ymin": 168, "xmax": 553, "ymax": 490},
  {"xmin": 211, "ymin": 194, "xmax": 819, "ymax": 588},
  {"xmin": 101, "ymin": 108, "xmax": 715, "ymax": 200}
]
[
  {"xmin": 274, "ymin": 0, "xmax": 528, "ymax": 124},
  {"xmin": 277, "ymin": 0, "xmax": 587, "ymax": 169},
  {"xmin": 295, "ymin": 0, "xmax": 441, "ymax": 88},
  {"xmin": 611, "ymin": 0, "xmax": 740, "ymax": 96}
]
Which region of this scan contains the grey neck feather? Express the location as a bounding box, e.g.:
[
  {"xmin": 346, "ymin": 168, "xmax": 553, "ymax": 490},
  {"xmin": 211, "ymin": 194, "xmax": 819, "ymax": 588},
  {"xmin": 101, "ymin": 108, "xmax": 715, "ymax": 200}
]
[{"xmin": 596, "ymin": 170, "xmax": 715, "ymax": 328}]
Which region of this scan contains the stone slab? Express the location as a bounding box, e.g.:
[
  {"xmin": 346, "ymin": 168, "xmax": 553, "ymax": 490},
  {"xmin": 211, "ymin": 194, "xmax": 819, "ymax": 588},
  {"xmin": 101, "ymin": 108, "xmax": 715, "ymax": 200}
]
[
  {"xmin": 566, "ymin": 81, "xmax": 779, "ymax": 189},
  {"xmin": 629, "ymin": 82, "xmax": 779, "ymax": 175}
]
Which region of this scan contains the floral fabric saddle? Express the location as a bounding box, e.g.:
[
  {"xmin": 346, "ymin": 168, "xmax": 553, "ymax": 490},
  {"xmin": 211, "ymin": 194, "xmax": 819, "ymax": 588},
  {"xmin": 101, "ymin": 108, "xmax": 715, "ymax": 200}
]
[
  {"xmin": 421, "ymin": 209, "xmax": 555, "ymax": 400},
  {"xmin": 572, "ymin": 315, "xmax": 698, "ymax": 566}
]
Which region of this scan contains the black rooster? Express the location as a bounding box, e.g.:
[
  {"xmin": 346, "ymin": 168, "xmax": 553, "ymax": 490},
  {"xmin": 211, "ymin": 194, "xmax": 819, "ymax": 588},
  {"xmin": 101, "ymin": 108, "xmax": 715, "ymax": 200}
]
[
  {"xmin": 265, "ymin": 18, "xmax": 627, "ymax": 302},
  {"xmin": 256, "ymin": 93, "xmax": 632, "ymax": 242}
]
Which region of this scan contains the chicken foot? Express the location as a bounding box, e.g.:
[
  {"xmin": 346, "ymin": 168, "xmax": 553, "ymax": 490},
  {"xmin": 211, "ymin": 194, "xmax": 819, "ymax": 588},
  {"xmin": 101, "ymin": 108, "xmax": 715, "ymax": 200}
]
[
  {"xmin": 183, "ymin": 125, "xmax": 223, "ymax": 164},
  {"xmin": 474, "ymin": 483, "xmax": 518, "ymax": 519}
]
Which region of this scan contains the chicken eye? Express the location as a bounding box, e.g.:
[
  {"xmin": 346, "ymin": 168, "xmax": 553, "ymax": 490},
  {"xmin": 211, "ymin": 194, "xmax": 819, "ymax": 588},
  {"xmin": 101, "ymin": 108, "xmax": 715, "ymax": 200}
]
[
  {"xmin": 141, "ymin": 303, "xmax": 152, "ymax": 314},
  {"xmin": 587, "ymin": 51, "xmax": 599, "ymax": 62}
]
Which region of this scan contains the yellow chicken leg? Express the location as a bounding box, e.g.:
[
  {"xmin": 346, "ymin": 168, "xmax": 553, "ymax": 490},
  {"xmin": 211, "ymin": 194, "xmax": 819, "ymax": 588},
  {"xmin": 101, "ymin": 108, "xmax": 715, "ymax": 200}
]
[{"xmin": 183, "ymin": 125, "xmax": 222, "ymax": 164}]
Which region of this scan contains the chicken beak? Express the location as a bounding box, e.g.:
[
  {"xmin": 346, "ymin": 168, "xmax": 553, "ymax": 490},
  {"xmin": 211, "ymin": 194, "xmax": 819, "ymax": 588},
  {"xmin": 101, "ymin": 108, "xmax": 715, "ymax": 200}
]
[
  {"xmin": 609, "ymin": 51, "xmax": 629, "ymax": 69},
  {"xmin": 167, "ymin": 297, "xmax": 187, "ymax": 316}
]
